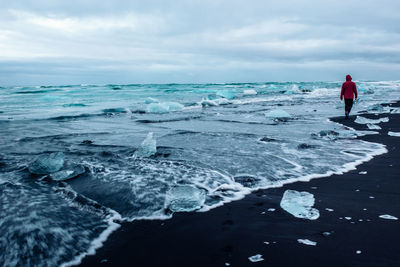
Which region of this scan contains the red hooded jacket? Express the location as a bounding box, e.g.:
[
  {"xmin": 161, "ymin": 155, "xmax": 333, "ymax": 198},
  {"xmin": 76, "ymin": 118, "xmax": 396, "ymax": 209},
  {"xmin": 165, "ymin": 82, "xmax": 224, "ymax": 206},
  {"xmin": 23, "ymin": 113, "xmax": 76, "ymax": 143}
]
[{"xmin": 340, "ymin": 75, "xmax": 357, "ymax": 100}]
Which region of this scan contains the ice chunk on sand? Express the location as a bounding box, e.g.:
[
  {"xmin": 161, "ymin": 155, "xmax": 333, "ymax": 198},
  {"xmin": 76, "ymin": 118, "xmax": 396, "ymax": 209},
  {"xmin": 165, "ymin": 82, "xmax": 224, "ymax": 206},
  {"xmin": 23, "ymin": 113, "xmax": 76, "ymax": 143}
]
[
  {"xmin": 355, "ymin": 116, "xmax": 389, "ymax": 124},
  {"xmin": 280, "ymin": 190, "xmax": 320, "ymax": 220},
  {"xmin": 134, "ymin": 132, "xmax": 157, "ymax": 157},
  {"xmin": 248, "ymin": 254, "xmax": 264, "ymax": 262},
  {"xmin": 367, "ymin": 104, "xmax": 390, "ymax": 113},
  {"xmin": 146, "ymin": 102, "xmax": 184, "ymax": 113},
  {"xmin": 243, "ymin": 89, "xmax": 257, "ymax": 95},
  {"xmin": 379, "ymin": 214, "xmax": 398, "ymax": 220},
  {"xmin": 265, "ymin": 109, "xmax": 291, "ymax": 119},
  {"xmin": 28, "ymin": 152, "xmax": 65, "ymax": 175},
  {"xmin": 165, "ymin": 185, "xmax": 206, "ymax": 212},
  {"xmin": 367, "ymin": 123, "xmax": 381, "ymax": 130},
  {"xmin": 297, "ymin": 239, "xmax": 317, "ymax": 246},
  {"xmin": 388, "ymin": 131, "xmax": 400, "ymax": 137},
  {"xmin": 49, "ymin": 164, "xmax": 85, "ymax": 181},
  {"xmin": 216, "ymin": 90, "xmax": 235, "ymax": 100}
]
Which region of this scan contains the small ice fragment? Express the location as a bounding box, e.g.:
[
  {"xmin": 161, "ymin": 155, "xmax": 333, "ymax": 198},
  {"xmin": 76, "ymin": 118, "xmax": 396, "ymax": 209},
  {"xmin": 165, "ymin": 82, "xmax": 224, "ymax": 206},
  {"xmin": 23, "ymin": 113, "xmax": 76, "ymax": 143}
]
[
  {"xmin": 49, "ymin": 164, "xmax": 85, "ymax": 181},
  {"xmin": 268, "ymin": 208, "xmax": 276, "ymax": 212},
  {"xmin": 345, "ymin": 217, "xmax": 352, "ymax": 220},
  {"xmin": 216, "ymin": 90, "xmax": 235, "ymax": 100},
  {"xmin": 134, "ymin": 132, "xmax": 157, "ymax": 157},
  {"xmin": 28, "ymin": 152, "xmax": 65, "ymax": 175},
  {"xmin": 355, "ymin": 116, "xmax": 389, "ymax": 124},
  {"xmin": 311, "ymin": 186, "xmax": 317, "ymax": 189},
  {"xmin": 325, "ymin": 208, "xmax": 334, "ymax": 212},
  {"xmin": 388, "ymin": 131, "xmax": 400, "ymax": 137},
  {"xmin": 165, "ymin": 185, "xmax": 206, "ymax": 212},
  {"xmin": 359, "ymin": 171, "xmax": 367, "ymax": 174},
  {"xmin": 363, "ymin": 208, "xmax": 367, "ymax": 211},
  {"xmin": 264, "ymin": 241, "xmax": 270, "ymax": 245},
  {"xmin": 280, "ymin": 190, "xmax": 320, "ymax": 220},
  {"xmin": 248, "ymin": 254, "xmax": 264, "ymax": 262},
  {"xmin": 225, "ymin": 263, "xmax": 231, "ymax": 266},
  {"xmin": 322, "ymin": 231, "xmax": 332, "ymax": 237},
  {"xmin": 144, "ymin": 97, "xmax": 158, "ymax": 104},
  {"xmin": 356, "ymin": 250, "xmax": 362, "ymax": 254},
  {"xmin": 369, "ymin": 196, "xmax": 375, "ymax": 199},
  {"xmin": 359, "ymin": 219, "xmax": 363, "ymax": 222},
  {"xmin": 261, "ymin": 211, "xmax": 266, "ymax": 214},
  {"xmin": 379, "ymin": 214, "xmax": 398, "ymax": 220},
  {"xmin": 366, "ymin": 123, "xmax": 381, "ymax": 130},
  {"xmin": 355, "ymin": 189, "xmax": 360, "ymax": 192},
  {"xmin": 243, "ymin": 89, "xmax": 257, "ymax": 95},
  {"xmin": 297, "ymin": 239, "xmax": 317, "ymax": 246},
  {"xmin": 265, "ymin": 109, "xmax": 291, "ymax": 119}
]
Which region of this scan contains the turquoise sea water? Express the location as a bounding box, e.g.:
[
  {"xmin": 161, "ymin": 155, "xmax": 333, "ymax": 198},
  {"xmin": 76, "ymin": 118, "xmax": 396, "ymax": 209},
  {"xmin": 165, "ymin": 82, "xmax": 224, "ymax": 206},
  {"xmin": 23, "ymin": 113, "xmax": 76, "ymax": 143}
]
[{"xmin": 0, "ymin": 81, "xmax": 399, "ymax": 266}]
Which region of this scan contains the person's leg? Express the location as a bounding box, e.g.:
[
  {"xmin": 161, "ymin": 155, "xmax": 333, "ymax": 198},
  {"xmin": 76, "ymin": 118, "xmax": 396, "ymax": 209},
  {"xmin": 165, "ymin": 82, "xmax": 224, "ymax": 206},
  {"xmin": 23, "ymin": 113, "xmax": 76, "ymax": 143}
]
[
  {"xmin": 347, "ymin": 99, "xmax": 354, "ymax": 115},
  {"xmin": 344, "ymin": 99, "xmax": 350, "ymax": 118}
]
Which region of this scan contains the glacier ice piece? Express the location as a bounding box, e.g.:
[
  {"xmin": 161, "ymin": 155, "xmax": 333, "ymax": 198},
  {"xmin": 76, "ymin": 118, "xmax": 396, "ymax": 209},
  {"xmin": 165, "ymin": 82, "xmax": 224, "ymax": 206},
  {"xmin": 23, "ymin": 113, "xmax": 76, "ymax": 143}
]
[
  {"xmin": 388, "ymin": 131, "xmax": 400, "ymax": 137},
  {"xmin": 366, "ymin": 123, "xmax": 381, "ymax": 130},
  {"xmin": 134, "ymin": 132, "xmax": 157, "ymax": 157},
  {"xmin": 201, "ymin": 98, "xmax": 218, "ymax": 107},
  {"xmin": 243, "ymin": 89, "xmax": 257, "ymax": 95},
  {"xmin": 144, "ymin": 97, "xmax": 159, "ymax": 104},
  {"xmin": 28, "ymin": 152, "xmax": 65, "ymax": 175},
  {"xmin": 248, "ymin": 254, "xmax": 264, "ymax": 262},
  {"xmin": 367, "ymin": 104, "xmax": 390, "ymax": 113},
  {"xmin": 280, "ymin": 190, "xmax": 320, "ymax": 220},
  {"xmin": 146, "ymin": 102, "xmax": 184, "ymax": 113},
  {"xmin": 200, "ymin": 98, "xmax": 230, "ymax": 107},
  {"xmin": 355, "ymin": 116, "xmax": 389, "ymax": 124},
  {"xmin": 265, "ymin": 109, "xmax": 291, "ymax": 119},
  {"xmin": 165, "ymin": 185, "xmax": 206, "ymax": 212},
  {"xmin": 297, "ymin": 239, "xmax": 317, "ymax": 246},
  {"xmin": 391, "ymin": 108, "xmax": 400, "ymax": 114},
  {"xmin": 49, "ymin": 164, "xmax": 85, "ymax": 181},
  {"xmin": 216, "ymin": 90, "xmax": 235, "ymax": 100},
  {"xmin": 379, "ymin": 214, "xmax": 398, "ymax": 220}
]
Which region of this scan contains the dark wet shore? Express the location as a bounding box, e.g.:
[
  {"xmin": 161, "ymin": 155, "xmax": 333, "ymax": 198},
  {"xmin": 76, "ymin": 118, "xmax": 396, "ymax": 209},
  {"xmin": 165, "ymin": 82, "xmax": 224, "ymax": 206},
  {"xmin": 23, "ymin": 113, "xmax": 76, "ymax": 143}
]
[{"xmin": 80, "ymin": 102, "xmax": 400, "ymax": 267}]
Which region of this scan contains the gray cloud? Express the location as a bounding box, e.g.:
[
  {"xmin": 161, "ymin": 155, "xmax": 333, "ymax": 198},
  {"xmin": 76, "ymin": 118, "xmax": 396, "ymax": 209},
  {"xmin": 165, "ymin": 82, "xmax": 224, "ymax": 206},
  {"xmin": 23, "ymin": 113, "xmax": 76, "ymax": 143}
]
[{"xmin": 0, "ymin": 0, "xmax": 399, "ymax": 85}]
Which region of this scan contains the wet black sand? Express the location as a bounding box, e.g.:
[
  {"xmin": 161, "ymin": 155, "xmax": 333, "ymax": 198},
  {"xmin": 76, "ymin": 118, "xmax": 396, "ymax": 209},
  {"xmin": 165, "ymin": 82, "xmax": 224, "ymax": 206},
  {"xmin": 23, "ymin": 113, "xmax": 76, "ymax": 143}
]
[{"xmin": 80, "ymin": 102, "xmax": 400, "ymax": 267}]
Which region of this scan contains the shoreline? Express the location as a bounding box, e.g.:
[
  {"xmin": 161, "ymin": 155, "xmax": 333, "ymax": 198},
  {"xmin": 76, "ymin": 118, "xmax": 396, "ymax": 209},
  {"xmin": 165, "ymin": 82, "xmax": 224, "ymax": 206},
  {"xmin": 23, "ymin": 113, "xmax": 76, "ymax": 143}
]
[{"xmin": 80, "ymin": 102, "xmax": 400, "ymax": 267}]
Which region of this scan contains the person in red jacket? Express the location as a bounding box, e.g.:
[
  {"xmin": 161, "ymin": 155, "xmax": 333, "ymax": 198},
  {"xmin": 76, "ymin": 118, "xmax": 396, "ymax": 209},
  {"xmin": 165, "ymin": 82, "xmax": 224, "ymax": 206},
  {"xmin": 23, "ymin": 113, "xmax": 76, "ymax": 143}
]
[{"xmin": 340, "ymin": 74, "xmax": 358, "ymax": 119}]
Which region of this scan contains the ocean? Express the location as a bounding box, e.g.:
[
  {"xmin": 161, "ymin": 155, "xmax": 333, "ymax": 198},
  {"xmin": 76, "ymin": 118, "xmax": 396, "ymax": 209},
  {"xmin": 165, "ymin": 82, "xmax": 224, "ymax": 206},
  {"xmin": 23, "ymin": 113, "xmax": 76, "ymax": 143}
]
[{"xmin": 0, "ymin": 81, "xmax": 399, "ymax": 266}]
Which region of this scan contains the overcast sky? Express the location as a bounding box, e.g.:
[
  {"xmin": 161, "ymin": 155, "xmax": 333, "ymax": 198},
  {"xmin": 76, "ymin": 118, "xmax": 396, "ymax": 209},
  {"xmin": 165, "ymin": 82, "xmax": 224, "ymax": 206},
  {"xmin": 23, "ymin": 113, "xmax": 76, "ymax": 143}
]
[{"xmin": 1, "ymin": 0, "xmax": 399, "ymax": 85}]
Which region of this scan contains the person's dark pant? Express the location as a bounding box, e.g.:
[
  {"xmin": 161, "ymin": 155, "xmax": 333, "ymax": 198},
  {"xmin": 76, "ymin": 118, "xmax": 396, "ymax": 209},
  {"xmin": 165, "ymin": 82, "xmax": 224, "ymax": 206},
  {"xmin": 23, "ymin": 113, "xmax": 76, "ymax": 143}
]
[{"xmin": 344, "ymin": 98, "xmax": 353, "ymax": 115}]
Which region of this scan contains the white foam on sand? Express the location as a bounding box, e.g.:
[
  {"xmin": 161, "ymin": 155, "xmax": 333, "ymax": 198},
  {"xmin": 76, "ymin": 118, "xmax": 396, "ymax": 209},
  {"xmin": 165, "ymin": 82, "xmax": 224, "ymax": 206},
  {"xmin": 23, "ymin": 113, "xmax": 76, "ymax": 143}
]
[{"xmin": 60, "ymin": 211, "xmax": 122, "ymax": 267}]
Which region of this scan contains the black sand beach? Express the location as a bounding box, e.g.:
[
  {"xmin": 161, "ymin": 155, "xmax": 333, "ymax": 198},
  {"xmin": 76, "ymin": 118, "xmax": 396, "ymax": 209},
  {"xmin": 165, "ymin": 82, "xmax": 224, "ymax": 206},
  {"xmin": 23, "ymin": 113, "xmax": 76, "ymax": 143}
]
[{"xmin": 81, "ymin": 102, "xmax": 400, "ymax": 267}]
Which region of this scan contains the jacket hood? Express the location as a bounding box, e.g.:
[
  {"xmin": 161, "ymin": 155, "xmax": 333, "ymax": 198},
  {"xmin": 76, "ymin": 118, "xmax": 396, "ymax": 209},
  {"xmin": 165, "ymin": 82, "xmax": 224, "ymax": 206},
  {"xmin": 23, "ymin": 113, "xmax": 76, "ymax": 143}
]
[{"xmin": 346, "ymin": 75, "xmax": 352, "ymax": 81}]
